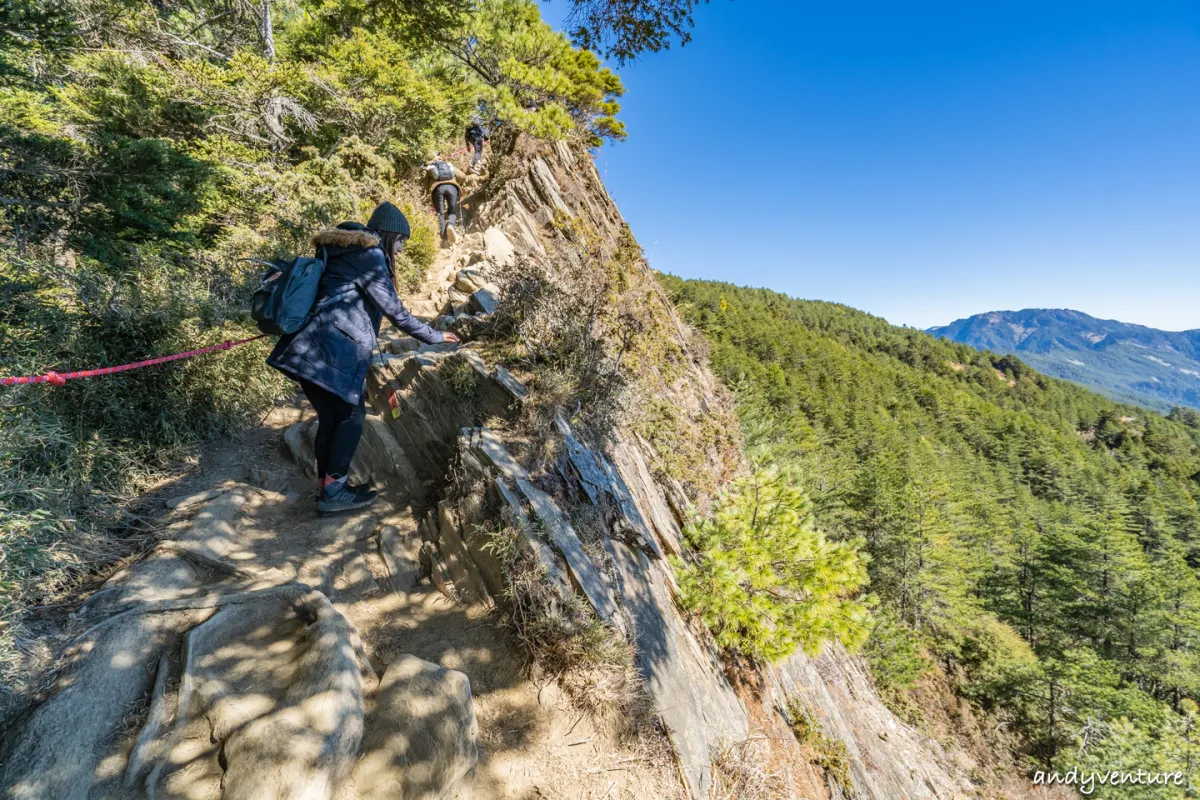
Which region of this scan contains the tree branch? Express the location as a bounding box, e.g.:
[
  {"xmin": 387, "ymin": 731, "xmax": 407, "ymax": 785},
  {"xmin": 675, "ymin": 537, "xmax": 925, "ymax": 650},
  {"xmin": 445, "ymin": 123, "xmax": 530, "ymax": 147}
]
[{"xmin": 0, "ymin": 196, "xmax": 75, "ymax": 207}]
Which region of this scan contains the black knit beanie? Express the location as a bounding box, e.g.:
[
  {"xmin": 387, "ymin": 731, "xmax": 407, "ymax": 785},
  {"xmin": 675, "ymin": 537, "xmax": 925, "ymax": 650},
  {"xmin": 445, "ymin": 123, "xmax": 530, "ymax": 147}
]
[{"xmin": 366, "ymin": 201, "xmax": 411, "ymax": 238}]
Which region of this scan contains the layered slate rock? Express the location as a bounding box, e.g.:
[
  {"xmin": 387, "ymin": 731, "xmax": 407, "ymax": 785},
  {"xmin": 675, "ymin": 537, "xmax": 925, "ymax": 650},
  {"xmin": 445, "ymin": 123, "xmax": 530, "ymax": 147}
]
[
  {"xmin": 463, "ymin": 427, "xmax": 621, "ymax": 625},
  {"xmin": 548, "ymin": 418, "xmax": 748, "ymax": 798},
  {"xmin": 603, "ymin": 539, "xmax": 749, "ymax": 798},
  {"xmin": 431, "ymin": 424, "xmax": 748, "ymax": 798},
  {"xmin": 360, "ymin": 346, "xmax": 526, "ymax": 487},
  {"xmin": 283, "ymin": 411, "xmax": 421, "ymax": 504}
]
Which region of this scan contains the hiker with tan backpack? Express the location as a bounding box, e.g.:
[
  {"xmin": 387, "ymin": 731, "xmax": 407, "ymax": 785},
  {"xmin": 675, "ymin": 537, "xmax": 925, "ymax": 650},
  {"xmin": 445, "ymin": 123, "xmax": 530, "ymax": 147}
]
[{"xmin": 424, "ymin": 154, "xmax": 461, "ymax": 246}]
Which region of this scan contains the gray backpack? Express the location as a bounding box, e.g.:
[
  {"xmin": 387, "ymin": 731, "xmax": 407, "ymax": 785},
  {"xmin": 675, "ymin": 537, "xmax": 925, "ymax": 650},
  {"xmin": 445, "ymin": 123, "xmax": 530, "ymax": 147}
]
[
  {"xmin": 427, "ymin": 160, "xmax": 455, "ymax": 181},
  {"xmin": 250, "ymin": 250, "xmax": 328, "ymax": 335}
]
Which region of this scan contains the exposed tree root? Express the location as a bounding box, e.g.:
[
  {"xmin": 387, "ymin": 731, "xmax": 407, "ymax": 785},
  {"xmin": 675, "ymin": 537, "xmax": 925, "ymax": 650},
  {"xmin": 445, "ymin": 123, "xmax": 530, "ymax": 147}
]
[
  {"xmin": 72, "ymin": 583, "xmax": 311, "ymax": 645},
  {"xmin": 144, "ymin": 605, "xmax": 233, "ymax": 799},
  {"xmin": 124, "ymin": 652, "xmax": 173, "ymax": 790}
]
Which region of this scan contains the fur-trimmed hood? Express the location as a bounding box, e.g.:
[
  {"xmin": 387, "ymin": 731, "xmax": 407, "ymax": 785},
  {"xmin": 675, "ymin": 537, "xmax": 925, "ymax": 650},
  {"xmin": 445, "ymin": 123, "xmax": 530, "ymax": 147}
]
[
  {"xmin": 310, "ymin": 228, "xmax": 380, "ymax": 249},
  {"xmin": 269, "ymin": 221, "xmax": 444, "ymax": 403}
]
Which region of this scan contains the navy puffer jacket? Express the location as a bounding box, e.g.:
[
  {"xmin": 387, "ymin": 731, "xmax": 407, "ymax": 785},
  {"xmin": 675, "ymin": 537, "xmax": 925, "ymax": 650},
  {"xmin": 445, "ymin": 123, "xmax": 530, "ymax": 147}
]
[{"xmin": 267, "ymin": 224, "xmax": 444, "ymax": 404}]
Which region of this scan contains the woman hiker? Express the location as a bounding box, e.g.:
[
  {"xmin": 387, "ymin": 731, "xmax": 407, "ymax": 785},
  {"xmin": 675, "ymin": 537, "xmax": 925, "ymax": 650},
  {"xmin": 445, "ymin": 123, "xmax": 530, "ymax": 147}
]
[{"xmin": 267, "ymin": 201, "xmax": 460, "ymax": 515}]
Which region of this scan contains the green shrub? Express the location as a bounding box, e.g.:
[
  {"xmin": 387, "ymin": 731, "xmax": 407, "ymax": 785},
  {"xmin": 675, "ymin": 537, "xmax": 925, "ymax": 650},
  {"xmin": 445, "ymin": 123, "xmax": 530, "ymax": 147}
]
[
  {"xmin": 0, "ymin": 250, "xmax": 286, "ymax": 683},
  {"xmin": 862, "ymin": 609, "xmax": 932, "ymax": 723},
  {"xmin": 674, "ymin": 465, "xmax": 872, "ymax": 662},
  {"xmin": 395, "ymin": 198, "xmax": 438, "ymax": 293}
]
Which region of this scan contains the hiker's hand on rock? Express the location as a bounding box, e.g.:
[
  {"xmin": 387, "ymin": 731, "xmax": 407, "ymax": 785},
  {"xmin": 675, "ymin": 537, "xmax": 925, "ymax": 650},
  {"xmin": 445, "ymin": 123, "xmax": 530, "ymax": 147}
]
[{"xmin": 443, "ymin": 332, "xmax": 461, "ymax": 344}]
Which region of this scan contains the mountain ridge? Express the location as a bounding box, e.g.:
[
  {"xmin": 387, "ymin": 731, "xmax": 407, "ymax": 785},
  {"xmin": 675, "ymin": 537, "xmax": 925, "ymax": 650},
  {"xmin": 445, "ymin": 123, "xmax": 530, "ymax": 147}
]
[{"xmin": 927, "ymin": 307, "xmax": 1200, "ymax": 412}]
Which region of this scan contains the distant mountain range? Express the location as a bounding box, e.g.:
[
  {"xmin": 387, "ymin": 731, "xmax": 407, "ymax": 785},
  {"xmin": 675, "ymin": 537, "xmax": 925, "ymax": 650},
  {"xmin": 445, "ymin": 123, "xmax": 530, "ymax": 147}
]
[{"xmin": 927, "ymin": 309, "xmax": 1200, "ymax": 413}]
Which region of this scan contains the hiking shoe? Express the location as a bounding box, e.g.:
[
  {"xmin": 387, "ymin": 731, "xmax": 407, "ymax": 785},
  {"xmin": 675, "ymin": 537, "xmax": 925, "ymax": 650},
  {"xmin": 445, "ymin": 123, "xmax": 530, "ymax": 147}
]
[
  {"xmin": 318, "ymin": 478, "xmax": 377, "ymax": 516},
  {"xmin": 314, "ymin": 481, "xmax": 374, "ymax": 501},
  {"xmin": 445, "ymin": 224, "xmax": 458, "ymax": 245}
]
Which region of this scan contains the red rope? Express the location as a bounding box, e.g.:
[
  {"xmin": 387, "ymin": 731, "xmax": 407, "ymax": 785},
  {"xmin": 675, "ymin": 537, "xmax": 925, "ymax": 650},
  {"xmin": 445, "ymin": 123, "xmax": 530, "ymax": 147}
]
[{"xmin": 0, "ymin": 334, "xmax": 269, "ymax": 386}]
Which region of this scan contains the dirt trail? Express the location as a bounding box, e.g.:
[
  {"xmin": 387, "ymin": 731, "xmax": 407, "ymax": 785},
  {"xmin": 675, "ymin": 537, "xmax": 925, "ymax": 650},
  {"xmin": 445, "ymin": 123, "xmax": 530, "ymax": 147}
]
[{"xmin": 0, "ymin": 213, "xmax": 684, "ymax": 800}]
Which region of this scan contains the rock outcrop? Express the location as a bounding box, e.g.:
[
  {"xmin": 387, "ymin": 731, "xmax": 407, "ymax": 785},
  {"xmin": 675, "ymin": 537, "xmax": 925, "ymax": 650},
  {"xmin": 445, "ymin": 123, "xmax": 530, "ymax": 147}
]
[
  {"xmin": 366, "ymin": 137, "xmax": 1013, "ymax": 800},
  {"xmin": 415, "ymin": 425, "xmax": 748, "ymax": 798},
  {"xmin": 353, "ymin": 655, "xmax": 478, "ymax": 800},
  {"xmin": 768, "ymin": 646, "xmax": 980, "ymax": 800}
]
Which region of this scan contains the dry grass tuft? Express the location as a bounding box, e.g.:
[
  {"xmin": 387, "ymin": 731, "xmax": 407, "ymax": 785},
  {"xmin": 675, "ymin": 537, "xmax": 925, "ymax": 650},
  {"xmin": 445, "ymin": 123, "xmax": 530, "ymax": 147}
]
[
  {"xmin": 486, "ymin": 521, "xmax": 647, "ymax": 727},
  {"xmin": 708, "ymin": 738, "xmax": 791, "ymax": 800},
  {"xmin": 487, "ymin": 251, "xmax": 634, "ymax": 442}
]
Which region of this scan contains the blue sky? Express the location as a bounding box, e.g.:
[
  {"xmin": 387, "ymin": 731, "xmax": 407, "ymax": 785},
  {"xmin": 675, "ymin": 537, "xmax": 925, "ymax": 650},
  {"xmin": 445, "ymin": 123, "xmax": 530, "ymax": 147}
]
[{"xmin": 538, "ymin": 0, "xmax": 1200, "ymax": 331}]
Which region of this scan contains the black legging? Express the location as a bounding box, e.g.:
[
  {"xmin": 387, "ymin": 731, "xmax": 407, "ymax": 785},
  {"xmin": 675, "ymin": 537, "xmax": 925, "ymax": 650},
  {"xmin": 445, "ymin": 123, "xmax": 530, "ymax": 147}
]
[
  {"xmin": 300, "ymin": 378, "xmax": 366, "ymax": 481},
  {"xmin": 433, "ymin": 183, "xmax": 458, "ymax": 236}
]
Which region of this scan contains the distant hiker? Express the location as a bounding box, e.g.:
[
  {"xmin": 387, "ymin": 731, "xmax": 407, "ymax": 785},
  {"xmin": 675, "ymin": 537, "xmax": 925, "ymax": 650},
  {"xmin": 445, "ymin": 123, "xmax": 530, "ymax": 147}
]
[
  {"xmin": 465, "ymin": 121, "xmax": 490, "ymax": 174},
  {"xmin": 425, "ymin": 155, "xmax": 461, "ymax": 245},
  {"xmin": 267, "ymin": 202, "xmax": 460, "ymax": 515}
]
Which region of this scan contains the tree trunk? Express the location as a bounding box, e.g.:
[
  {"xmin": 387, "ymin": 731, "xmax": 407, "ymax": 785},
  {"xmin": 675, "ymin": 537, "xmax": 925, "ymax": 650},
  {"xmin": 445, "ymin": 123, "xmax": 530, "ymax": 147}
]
[{"xmin": 260, "ymin": 0, "xmax": 275, "ymax": 60}]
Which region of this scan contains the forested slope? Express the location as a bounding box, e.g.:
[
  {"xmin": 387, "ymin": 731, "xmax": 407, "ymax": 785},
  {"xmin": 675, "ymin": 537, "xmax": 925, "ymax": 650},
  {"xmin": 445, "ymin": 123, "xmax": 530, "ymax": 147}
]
[{"xmin": 663, "ymin": 277, "xmax": 1200, "ymax": 789}]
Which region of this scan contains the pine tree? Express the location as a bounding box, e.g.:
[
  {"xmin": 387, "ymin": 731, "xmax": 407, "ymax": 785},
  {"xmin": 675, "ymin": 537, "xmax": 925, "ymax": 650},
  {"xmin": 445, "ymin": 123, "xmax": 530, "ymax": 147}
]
[{"xmin": 676, "ymin": 465, "xmax": 872, "ymax": 662}]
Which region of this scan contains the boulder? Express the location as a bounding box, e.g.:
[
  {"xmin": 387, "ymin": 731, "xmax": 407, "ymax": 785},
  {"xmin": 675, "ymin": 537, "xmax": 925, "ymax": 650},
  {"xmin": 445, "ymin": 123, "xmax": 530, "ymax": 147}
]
[
  {"xmin": 354, "ymin": 656, "xmax": 478, "ymax": 800},
  {"xmin": 469, "ymin": 288, "xmax": 498, "ymax": 316},
  {"xmin": 385, "ymin": 336, "xmax": 421, "ymax": 354},
  {"xmin": 405, "ymin": 299, "xmax": 441, "ymax": 319},
  {"xmin": 483, "ymin": 227, "xmax": 515, "ymax": 268},
  {"xmin": 454, "ymin": 270, "xmax": 483, "ymax": 293}
]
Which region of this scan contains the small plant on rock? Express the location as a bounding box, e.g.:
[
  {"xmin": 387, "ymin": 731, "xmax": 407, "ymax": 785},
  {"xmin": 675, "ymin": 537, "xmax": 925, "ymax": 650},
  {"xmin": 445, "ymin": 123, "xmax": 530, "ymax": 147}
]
[{"xmin": 786, "ymin": 698, "xmax": 854, "ymax": 795}]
